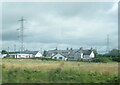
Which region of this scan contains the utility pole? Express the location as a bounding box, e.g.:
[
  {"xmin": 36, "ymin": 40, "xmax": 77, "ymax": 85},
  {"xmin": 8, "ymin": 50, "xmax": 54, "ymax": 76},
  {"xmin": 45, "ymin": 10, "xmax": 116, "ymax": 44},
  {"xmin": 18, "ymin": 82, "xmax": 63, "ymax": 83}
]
[
  {"xmin": 14, "ymin": 44, "xmax": 16, "ymax": 52},
  {"xmin": 8, "ymin": 47, "xmax": 9, "ymax": 53},
  {"xmin": 16, "ymin": 28, "xmax": 20, "ymax": 51},
  {"xmin": 40, "ymin": 48, "xmax": 42, "ymax": 54},
  {"xmin": 18, "ymin": 16, "xmax": 25, "ymax": 52},
  {"xmin": 107, "ymin": 35, "xmax": 110, "ymax": 53}
]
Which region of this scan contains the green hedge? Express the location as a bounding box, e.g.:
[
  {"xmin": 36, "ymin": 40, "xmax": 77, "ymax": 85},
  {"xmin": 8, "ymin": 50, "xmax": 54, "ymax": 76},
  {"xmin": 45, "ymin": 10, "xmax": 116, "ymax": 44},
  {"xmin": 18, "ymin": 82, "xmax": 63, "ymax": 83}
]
[
  {"xmin": 30, "ymin": 57, "xmax": 57, "ymax": 61},
  {"xmin": 92, "ymin": 57, "xmax": 112, "ymax": 63},
  {"xmin": 111, "ymin": 57, "xmax": 120, "ymax": 62},
  {"xmin": 3, "ymin": 57, "xmax": 58, "ymax": 61}
]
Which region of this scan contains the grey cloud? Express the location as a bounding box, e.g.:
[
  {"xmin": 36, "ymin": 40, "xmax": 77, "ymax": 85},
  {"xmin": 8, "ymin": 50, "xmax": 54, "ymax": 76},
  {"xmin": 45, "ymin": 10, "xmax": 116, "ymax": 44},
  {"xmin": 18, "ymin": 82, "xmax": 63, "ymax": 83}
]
[{"xmin": 2, "ymin": 2, "xmax": 118, "ymax": 54}]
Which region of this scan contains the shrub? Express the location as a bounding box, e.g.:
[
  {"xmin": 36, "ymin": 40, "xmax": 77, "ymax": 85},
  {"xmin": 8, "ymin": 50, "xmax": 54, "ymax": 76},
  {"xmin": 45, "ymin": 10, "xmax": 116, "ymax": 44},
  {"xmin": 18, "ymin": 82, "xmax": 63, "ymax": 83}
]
[
  {"xmin": 111, "ymin": 57, "xmax": 120, "ymax": 62},
  {"xmin": 30, "ymin": 57, "xmax": 57, "ymax": 61},
  {"xmin": 3, "ymin": 56, "xmax": 14, "ymax": 59},
  {"xmin": 95, "ymin": 54, "xmax": 105, "ymax": 58},
  {"xmin": 92, "ymin": 57, "xmax": 112, "ymax": 63}
]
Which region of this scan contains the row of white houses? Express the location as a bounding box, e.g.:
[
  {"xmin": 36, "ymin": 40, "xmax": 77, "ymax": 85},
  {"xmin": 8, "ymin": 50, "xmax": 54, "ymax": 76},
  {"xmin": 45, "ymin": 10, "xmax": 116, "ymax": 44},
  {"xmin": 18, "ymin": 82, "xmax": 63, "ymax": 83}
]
[
  {"xmin": 47, "ymin": 47, "xmax": 96, "ymax": 61},
  {"xmin": 2, "ymin": 48, "xmax": 97, "ymax": 61}
]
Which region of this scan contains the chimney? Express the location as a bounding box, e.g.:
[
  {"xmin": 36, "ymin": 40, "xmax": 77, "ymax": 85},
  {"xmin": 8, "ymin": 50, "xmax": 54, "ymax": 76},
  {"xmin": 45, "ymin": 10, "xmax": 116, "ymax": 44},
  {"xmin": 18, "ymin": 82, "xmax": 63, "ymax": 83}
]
[
  {"xmin": 66, "ymin": 47, "xmax": 69, "ymax": 50},
  {"xmin": 91, "ymin": 47, "xmax": 93, "ymax": 51},
  {"xmin": 80, "ymin": 47, "xmax": 83, "ymax": 51},
  {"xmin": 55, "ymin": 47, "xmax": 57, "ymax": 50},
  {"xmin": 70, "ymin": 48, "xmax": 73, "ymax": 50}
]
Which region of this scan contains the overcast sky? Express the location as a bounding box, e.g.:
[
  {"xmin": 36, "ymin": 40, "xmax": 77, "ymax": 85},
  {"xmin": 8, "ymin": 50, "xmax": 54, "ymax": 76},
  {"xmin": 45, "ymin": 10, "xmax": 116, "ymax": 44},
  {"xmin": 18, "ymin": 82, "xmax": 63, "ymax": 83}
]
[{"xmin": 2, "ymin": 2, "xmax": 118, "ymax": 53}]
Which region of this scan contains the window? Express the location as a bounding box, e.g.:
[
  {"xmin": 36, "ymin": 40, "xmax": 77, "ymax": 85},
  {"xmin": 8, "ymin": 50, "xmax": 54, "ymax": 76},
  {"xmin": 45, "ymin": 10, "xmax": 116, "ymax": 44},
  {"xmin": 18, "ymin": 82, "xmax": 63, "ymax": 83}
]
[
  {"xmin": 59, "ymin": 57, "xmax": 62, "ymax": 59},
  {"xmin": 19, "ymin": 55, "xmax": 21, "ymax": 57},
  {"xmin": 54, "ymin": 57, "xmax": 57, "ymax": 59},
  {"xmin": 70, "ymin": 57, "xmax": 74, "ymax": 59},
  {"xmin": 12, "ymin": 55, "xmax": 15, "ymax": 58}
]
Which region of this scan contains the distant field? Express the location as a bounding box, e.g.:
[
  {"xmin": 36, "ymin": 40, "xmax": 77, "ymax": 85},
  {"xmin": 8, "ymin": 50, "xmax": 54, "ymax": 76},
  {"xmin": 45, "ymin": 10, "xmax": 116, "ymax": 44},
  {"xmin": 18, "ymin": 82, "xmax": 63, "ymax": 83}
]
[{"xmin": 1, "ymin": 59, "xmax": 119, "ymax": 83}]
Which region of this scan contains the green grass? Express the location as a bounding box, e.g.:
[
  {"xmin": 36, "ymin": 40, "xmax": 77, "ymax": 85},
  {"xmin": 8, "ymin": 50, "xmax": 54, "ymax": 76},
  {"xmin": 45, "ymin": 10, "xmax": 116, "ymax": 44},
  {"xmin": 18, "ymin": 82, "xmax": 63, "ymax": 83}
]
[
  {"xmin": 2, "ymin": 67, "xmax": 119, "ymax": 83},
  {"xmin": 1, "ymin": 59, "xmax": 119, "ymax": 83}
]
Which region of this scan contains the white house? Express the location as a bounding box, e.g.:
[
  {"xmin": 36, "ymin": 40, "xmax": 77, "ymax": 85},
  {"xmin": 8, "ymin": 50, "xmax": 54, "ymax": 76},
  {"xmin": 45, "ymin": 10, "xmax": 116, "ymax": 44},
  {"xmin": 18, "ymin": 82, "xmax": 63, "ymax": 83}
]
[
  {"xmin": 46, "ymin": 47, "xmax": 96, "ymax": 61},
  {"xmin": 35, "ymin": 51, "xmax": 42, "ymax": 57},
  {"xmin": 9, "ymin": 53, "xmax": 32, "ymax": 58},
  {"xmin": 1, "ymin": 54, "xmax": 7, "ymax": 58},
  {"xmin": 52, "ymin": 53, "xmax": 67, "ymax": 60},
  {"xmin": 7, "ymin": 51, "xmax": 42, "ymax": 58},
  {"xmin": 89, "ymin": 51, "xmax": 95, "ymax": 58}
]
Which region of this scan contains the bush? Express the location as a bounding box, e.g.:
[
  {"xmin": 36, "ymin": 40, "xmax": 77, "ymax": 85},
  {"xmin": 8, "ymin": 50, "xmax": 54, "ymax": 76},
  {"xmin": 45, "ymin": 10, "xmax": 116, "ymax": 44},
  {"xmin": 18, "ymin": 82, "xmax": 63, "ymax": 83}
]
[
  {"xmin": 3, "ymin": 56, "xmax": 14, "ymax": 59},
  {"xmin": 111, "ymin": 57, "xmax": 120, "ymax": 62},
  {"xmin": 30, "ymin": 57, "xmax": 57, "ymax": 61},
  {"xmin": 92, "ymin": 57, "xmax": 112, "ymax": 63},
  {"xmin": 95, "ymin": 54, "xmax": 105, "ymax": 58},
  {"xmin": 48, "ymin": 68, "xmax": 119, "ymax": 83}
]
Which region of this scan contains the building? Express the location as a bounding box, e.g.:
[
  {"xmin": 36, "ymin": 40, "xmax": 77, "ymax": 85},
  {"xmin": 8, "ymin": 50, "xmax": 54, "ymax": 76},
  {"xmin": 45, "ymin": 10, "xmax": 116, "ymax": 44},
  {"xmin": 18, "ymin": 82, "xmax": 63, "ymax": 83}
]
[
  {"xmin": 52, "ymin": 53, "xmax": 67, "ymax": 60},
  {"xmin": 67, "ymin": 48, "xmax": 95, "ymax": 61},
  {"xmin": 6, "ymin": 51, "xmax": 42, "ymax": 58},
  {"xmin": 46, "ymin": 47, "xmax": 97, "ymax": 61},
  {"xmin": 1, "ymin": 54, "xmax": 7, "ymax": 58}
]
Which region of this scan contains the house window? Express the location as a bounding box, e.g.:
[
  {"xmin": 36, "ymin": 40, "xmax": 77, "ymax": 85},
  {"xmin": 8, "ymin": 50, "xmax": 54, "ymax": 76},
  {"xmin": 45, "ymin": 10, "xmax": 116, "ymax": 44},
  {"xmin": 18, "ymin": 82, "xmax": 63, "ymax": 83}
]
[
  {"xmin": 12, "ymin": 55, "xmax": 15, "ymax": 58},
  {"xmin": 59, "ymin": 57, "xmax": 62, "ymax": 59},
  {"xmin": 70, "ymin": 57, "xmax": 74, "ymax": 59},
  {"xmin": 16, "ymin": 55, "xmax": 17, "ymax": 58},
  {"xmin": 26, "ymin": 56, "xmax": 28, "ymax": 58},
  {"xmin": 54, "ymin": 57, "xmax": 57, "ymax": 59}
]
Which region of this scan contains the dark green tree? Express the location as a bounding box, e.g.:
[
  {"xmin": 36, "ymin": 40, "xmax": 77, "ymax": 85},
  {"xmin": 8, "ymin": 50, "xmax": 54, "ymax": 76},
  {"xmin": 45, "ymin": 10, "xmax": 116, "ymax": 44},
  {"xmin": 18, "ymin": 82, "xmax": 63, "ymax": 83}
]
[
  {"xmin": 1, "ymin": 50, "xmax": 8, "ymax": 54},
  {"xmin": 105, "ymin": 49, "xmax": 120, "ymax": 57},
  {"xmin": 43, "ymin": 50, "xmax": 47, "ymax": 57}
]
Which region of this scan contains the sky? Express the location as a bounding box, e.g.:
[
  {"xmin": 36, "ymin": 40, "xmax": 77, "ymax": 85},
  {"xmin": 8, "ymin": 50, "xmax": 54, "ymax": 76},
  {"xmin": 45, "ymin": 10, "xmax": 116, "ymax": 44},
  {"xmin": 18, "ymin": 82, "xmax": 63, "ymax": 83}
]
[{"xmin": 2, "ymin": 2, "xmax": 118, "ymax": 53}]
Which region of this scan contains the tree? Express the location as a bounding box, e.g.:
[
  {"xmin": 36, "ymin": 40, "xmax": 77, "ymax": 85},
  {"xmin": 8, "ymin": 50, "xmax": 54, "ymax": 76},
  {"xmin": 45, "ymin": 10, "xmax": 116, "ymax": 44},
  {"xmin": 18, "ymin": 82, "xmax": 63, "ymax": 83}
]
[
  {"xmin": 1, "ymin": 50, "xmax": 8, "ymax": 54},
  {"xmin": 43, "ymin": 50, "xmax": 47, "ymax": 57},
  {"xmin": 92, "ymin": 49, "xmax": 98, "ymax": 57},
  {"xmin": 105, "ymin": 49, "xmax": 120, "ymax": 57}
]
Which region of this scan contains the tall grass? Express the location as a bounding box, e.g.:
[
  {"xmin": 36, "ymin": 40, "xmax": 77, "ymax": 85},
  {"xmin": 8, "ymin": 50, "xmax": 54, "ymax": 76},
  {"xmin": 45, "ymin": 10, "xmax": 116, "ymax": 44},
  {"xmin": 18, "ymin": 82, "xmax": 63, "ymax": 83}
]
[
  {"xmin": 2, "ymin": 66, "xmax": 119, "ymax": 83},
  {"xmin": 2, "ymin": 59, "xmax": 118, "ymax": 74},
  {"xmin": 1, "ymin": 59, "xmax": 119, "ymax": 83}
]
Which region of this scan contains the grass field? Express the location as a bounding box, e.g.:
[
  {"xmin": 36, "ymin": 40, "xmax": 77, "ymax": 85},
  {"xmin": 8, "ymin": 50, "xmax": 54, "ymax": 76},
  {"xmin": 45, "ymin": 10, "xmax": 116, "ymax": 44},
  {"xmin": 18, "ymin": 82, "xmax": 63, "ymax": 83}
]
[{"xmin": 1, "ymin": 59, "xmax": 119, "ymax": 83}]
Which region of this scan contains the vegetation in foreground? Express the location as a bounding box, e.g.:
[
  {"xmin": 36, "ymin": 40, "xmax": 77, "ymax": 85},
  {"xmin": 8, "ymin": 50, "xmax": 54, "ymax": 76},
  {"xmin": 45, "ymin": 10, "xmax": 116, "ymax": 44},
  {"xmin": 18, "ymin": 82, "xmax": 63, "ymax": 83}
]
[
  {"xmin": 2, "ymin": 67, "xmax": 119, "ymax": 83},
  {"xmin": 1, "ymin": 59, "xmax": 119, "ymax": 83}
]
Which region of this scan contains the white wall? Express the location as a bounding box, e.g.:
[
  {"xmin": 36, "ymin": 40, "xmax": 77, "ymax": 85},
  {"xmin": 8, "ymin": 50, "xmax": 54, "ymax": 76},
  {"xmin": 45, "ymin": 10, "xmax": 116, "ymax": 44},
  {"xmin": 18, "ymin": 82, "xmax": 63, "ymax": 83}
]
[
  {"xmin": 89, "ymin": 51, "xmax": 95, "ymax": 58},
  {"xmin": 83, "ymin": 55, "xmax": 90, "ymax": 59},
  {"xmin": 35, "ymin": 52, "xmax": 42, "ymax": 57},
  {"xmin": 9, "ymin": 54, "xmax": 33, "ymax": 58},
  {"xmin": 81, "ymin": 53, "xmax": 83, "ymax": 58},
  {"xmin": 52, "ymin": 54, "xmax": 65, "ymax": 60},
  {"xmin": 1, "ymin": 54, "xmax": 7, "ymax": 58}
]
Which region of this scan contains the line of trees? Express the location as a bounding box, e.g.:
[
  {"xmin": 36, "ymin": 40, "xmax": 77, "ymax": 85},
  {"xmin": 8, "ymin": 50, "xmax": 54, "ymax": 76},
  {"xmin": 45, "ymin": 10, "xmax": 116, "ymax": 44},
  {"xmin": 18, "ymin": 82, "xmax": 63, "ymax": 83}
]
[
  {"xmin": 93, "ymin": 49, "xmax": 120, "ymax": 62},
  {"xmin": 95, "ymin": 49, "xmax": 120, "ymax": 57}
]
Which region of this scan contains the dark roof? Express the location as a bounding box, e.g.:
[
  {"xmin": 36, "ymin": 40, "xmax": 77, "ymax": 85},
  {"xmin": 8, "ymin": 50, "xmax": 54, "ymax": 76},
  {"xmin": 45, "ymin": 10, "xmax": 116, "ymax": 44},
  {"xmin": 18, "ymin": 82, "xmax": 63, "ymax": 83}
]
[
  {"xmin": 53, "ymin": 53, "xmax": 66, "ymax": 58},
  {"xmin": 46, "ymin": 49, "xmax": 94, "ymax": 58},
  {"xmin": 9, "ymin": 51, "xmax": 38, "ymax": 55},
  {"xmin": 82, "ymin": 50, "xmax": 92, "ymax": 55}
]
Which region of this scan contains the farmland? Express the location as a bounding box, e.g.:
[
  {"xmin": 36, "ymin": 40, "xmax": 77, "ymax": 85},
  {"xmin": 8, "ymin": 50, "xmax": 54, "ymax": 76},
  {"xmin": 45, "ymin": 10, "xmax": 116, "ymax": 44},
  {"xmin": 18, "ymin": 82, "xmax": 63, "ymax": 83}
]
[{"xmin": 1, "ymin": 59, "xmax": 119, "ymax": 83}]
